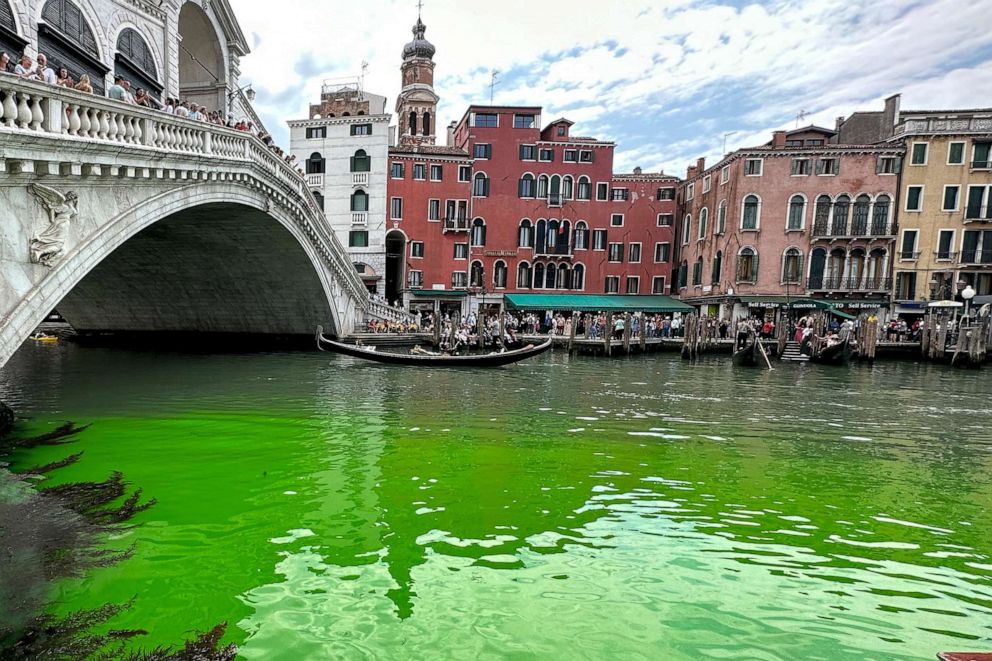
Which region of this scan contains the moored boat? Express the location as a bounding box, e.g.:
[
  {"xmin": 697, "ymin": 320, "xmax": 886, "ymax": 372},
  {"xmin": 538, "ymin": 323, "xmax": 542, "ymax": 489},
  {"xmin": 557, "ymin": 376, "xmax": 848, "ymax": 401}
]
[
  {"xmin": 732, "ymin": 337, "xmax": 763, "ymax": 367},
  {"xmin": 316, "ymin": 326, "xmax": 552, "ymax": 367},
  {"xmin": 810, "ymin": 338, "xmax": 852, "ymax": 366}
]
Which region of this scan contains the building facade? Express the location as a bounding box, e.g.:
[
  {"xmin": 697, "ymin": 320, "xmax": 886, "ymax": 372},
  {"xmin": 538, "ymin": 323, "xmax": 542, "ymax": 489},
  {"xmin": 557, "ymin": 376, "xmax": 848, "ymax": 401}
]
[
  {"xmin": 1, "ymin": 0, "xmax": 252, "ymax": 118},
  {"xmin": 676, "ymin": 127, "xmax": 903, "ymax": 321},
  {"xmin": 836, "ymin": 95, "xmax": 992, "ymax": 316},
  {"xmin": 289, "ymin": 83, "xmax": 391, "ymax": 293},
  {"xmin": 382, "ymin": 15, "xmax": 680, "ymax": 314}
]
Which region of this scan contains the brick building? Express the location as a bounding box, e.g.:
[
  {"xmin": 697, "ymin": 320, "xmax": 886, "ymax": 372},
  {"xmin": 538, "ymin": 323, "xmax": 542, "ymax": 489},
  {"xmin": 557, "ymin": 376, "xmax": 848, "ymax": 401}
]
[
  {"xmin": 676, "ymin": 127, "xmax": 903, "ymax": 321},
  {"xmin": 383, "ymin": 14, "xmax": 680, "ymax": 315}
]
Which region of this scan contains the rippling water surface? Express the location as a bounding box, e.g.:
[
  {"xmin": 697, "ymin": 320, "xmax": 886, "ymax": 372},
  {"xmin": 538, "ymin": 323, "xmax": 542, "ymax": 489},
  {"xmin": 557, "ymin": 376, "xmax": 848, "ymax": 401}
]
[{"xmin": 2, "ymin": 342, "xmax": 991, "ymax": 660}]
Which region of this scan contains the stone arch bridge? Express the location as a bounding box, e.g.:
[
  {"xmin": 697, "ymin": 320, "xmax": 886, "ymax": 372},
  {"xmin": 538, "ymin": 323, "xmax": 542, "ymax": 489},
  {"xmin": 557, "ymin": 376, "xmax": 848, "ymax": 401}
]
[{"xmin": 0, "ymin": 77, "xmax": 407, "ymax": 369}]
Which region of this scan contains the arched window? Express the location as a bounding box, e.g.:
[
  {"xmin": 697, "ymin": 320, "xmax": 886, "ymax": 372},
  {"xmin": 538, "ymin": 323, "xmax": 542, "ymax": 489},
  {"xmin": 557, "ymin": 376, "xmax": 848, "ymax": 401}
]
[
  {"xmin": 692, "ymin": 257, "xmax": 703, "ymax": 286},
  {"xmin": 814, "ymin": 194, "xmax": 831, "ymax": 234},
  {"xmin": 681, "ymin": 214, "xmax": 692, "ymax": 245},
  {"xmin": 40, "ymin": 0, "xmax": 105, "ymax": 93},
  {"xmin": 537, "ymin": 175, "xmax": 549, "ymax": 199},
  {"xmin": 782, "ymin": 247, "xmax": 803, "ymax": 283},
  {"xmin": 563, "ymin": 175, "xmax": 574, "ymax": 200},
  {"xmin": 698, "ymin": 207, "xmax": 708, "ymax": 239},
  {"xmin": 306, "ymin": 152, "xmax": 325, "ymax": 174},
  {"xmin": 827, "ymin": 248, "xmax": 846, "ymax": 286},
  {"xmin": 866, "ymin": 248, "xmax": 887, "ymax": 288},
  {"xmin": 717, "ymin": 199, "xmax": 727, "ymax": 234},
  {"xmin": 533, "ymin": 263, "xmax": 545, "ymax": 289},
  {"xmin": 558, "ymin": 263, "xmax": 570, "ymax": 290},
  {"xmin": 808, "ymin": 248, "xmax": 827, "ymax": 289},
  {"xmin": 577, "ymin": 176, "xmax": 591, "ymax": 200},
  {"xmin": 546, "ymin": 219, "xmax": 559, "ymax": 255},
  {"xmin": 350, "ymin": 189, "xmax": 368, "ymax": 212},
  {"xmin": 741, "ymin": 194, "xmax": 760, "ymax": 230},
  {"xmin": 518, "ymin": 174, "xmax": 535, "ymax": 198},
  {"xmin": 555, "ymin": 220, "xmax": 571, "ymax": 255},
  {"xmin": 787, "ymin": 194, "xmax": 805, "ymax": 230},
  {"xmin": 736, "ymin": 247, "xmax": 758, "ymax": 283},
  {"xmin": 473, "ymin": 172, "xmax": 490, "ymax": 197},
  {"xmin": 350, "ymin": 149, "xmax": 370, "ymax": 173},
  {"xmin": 549, "ymin": 175, "xmax": 562, "ymax": 205},
  {"xmin": 832, "ymin": 194, "xmax": 851, "ymax": 235},
  {"xmin": 545, "ymin": 263, "xmax": 557, "ymax": 289},
  {"xmin": 470, "ymin": 260, "xmax": 484, "ymax": 287},
  {"xmin": 409, "ymin": 111, "xmax": 417, "ymax": 135},
  {"xmin": 711, "ymin": 250, "xmax": 722, "ymax": 285},
  {"xmin": 493, "ymin": 260, "xmax": 508, "ymax": 288},
  {"xmin": 116, "ymin": 27, "xmax": 161, "ymax": 94},
  {"xmin": 852, "ymin": 194, "xmax": 871, "ymax": 235},
  {"xmin": 422, "ymin": 111, "xmax": 432, "ymax": 136},
  {"xmin": 872, "ymin": 194, "xmax": 891, "ymax": 234},
  {"xmin": 571, "ymin": 263, "xmax": 585, "ymax": 290},
  {"xmin": 518, "ymin": 219, "xmax": 534, "ymax": 248},
  {"xmin": 574, "ymin": 221, "xmax": 589, "ymax": 250},
  {"xmin": 471, "ymin": 218, "xmax": 486, "ymax": 246},
  {"xmin": 535, "ymin": 219, "xmax": 547, "ymax": 254},
  {"xmin": 517, "ymin": 262, "xmax": 532, "ymax": 289}
]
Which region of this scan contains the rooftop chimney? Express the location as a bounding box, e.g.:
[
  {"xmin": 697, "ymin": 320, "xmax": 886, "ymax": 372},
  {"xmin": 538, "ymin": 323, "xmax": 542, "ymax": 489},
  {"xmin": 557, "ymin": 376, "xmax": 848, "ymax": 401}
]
[
  {"xmin": 772, "ymin": 130, "xmax": 786, "ymax": 148},
  {"xmin": 446, "ymin": 121, "xmax": 456, "ymax": 147},
  {"xmin": 687, "ymin": 165, "xmax": 698, "ymax": 179},
  {"xmin": 633, "ymin": 166, "xmax": 642, "ymax": 175},
  {"xmin": 835, "ymin": 116, "xmax": 845, "ymax": 131},
  {"xmin": 696, "ymin": 157, "xmax": 705, "ymax": 172}
]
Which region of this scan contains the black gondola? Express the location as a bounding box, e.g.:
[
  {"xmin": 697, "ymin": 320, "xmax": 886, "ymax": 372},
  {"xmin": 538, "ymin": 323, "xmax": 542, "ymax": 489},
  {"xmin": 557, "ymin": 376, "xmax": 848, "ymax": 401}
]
[
  {"xmin": 316, "ymin": 326, "xmax": 553, "ymax": 367},
  {"xmin": 732, "ymin": 336, "xmax": 763, "ymax": 367},
  {"xmin": 810, "ymin": 338, "xmax": 852, "ymax": 365}
]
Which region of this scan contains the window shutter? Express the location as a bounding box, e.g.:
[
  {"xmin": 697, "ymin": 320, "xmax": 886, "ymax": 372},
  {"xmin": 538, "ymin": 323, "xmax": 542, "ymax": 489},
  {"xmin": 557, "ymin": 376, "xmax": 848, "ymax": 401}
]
[
  {"xmin": 893, "ymin": 156, "xmax": 902, "ymax": 174},
  {"xmin": 815, "ymin": 159, "xmax": 825, "ymax": 175},
  {"xmin": 797, "ymin": 254, "xmax": 804, "ymax": 281},
  {"xmin": 875, "ymin": 157, "xmax": 883, "ymax": 174},
  {"xmin": 753, "ymin": 254, "xmax": 760, "ymax": 281}
]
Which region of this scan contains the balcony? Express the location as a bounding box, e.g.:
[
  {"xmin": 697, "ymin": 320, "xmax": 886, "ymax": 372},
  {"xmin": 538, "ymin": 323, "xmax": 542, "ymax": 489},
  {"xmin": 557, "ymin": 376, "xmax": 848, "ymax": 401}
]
[
  {"xmin": 898, "ymin": 250, "xmax": 921, "ymax": 260},
  {"xmin": 306, "ymin": 173, "xmax": 324, "ymax": 187},
  {"xmin": 972, "ymin": 160, "xmax": 992, "ymax": 170},
  {"xmin": 959, "ymin": 250, "xmax": 992, "ymax": 265},
  {"xmin": 547, "ymin": 193, "xmax": 562, "ymax": 207},
  {"xmin": 443, "ymin": 217, "xmax": 470, "ymax": 233},
  {"xmin": 812, "ymin": 221, "xmax": 897, "ymax": 240},
  {"xmin": 352, "ymin": 172, "xmax": 369, "ymax": 187},
  {"xmin": 534, "ymin": 246, "xmax": 573, "ymax": 259},
  {"xmin": 351, "ymin": 212, "xmax": 367, "ymax": 225},
  {"xmin": 965, "ymin": 206, "xmax": 992, "ymax": 222},
  {"xmin": 807, "ymin": 276, "xmax": 893, "ymax": 291},
  {"xmin": 934, "ymin": 251, "xmax": 959, "ymax": 262}
]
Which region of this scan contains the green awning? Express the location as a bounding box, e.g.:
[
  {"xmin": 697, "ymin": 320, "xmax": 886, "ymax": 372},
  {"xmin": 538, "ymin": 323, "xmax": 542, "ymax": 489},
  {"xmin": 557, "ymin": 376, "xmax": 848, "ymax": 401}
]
[
  {"xmin": 503, "ymin": 294, "xmax": 694, "ymax": 313},
  {"xmin": 408, "ymin": 289, "xmax": 468, "ymax": 298},
  {"xmin": 830, "ymin": 309, "xmax": 857, "ymax": 320}
]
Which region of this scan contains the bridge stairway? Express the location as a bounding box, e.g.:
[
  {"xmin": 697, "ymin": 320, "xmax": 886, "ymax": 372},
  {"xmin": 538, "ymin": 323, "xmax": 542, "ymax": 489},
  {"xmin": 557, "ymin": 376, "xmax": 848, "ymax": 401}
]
[{"xmin": 780, "ymin": 341, "xmax": 809, "ymax": 362}]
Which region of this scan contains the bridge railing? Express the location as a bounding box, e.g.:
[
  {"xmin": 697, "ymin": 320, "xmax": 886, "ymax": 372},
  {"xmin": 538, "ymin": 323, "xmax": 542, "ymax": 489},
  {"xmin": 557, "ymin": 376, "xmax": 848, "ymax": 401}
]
[{"xmin": 0, "ymin": 75, "xmax": 404, "ymax": 327}]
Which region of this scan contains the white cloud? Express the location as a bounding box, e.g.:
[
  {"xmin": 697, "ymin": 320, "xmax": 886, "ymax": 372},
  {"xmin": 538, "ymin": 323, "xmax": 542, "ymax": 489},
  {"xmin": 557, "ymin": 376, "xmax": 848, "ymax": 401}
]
[{"xmin": 229, "ymin": 0, "xmax": 992, "ymax": 177}]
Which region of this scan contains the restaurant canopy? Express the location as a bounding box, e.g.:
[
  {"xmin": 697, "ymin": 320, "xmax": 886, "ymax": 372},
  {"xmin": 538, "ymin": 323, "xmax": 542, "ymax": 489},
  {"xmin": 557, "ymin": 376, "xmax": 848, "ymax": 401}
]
[
  {"xmin": 503, "ymin": 294, "xmax": 694, "ymax": 313},
  {"xmin": 740, "ymin": 296, "xmax": 887, "ymax": 311}
]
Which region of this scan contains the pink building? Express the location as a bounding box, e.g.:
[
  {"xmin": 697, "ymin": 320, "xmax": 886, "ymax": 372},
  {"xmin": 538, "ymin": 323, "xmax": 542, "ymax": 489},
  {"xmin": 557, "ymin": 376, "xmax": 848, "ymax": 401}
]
[{"xmin": 676, "ymin": 127, "xmax": 904, "ymax": 321}]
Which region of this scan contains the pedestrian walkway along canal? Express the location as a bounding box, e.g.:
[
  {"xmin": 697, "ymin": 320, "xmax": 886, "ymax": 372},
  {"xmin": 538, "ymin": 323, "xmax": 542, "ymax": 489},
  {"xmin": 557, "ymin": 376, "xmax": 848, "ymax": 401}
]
[{"xmin": 1, "ymin": 343, "xmax": 990, "ymax": 659}]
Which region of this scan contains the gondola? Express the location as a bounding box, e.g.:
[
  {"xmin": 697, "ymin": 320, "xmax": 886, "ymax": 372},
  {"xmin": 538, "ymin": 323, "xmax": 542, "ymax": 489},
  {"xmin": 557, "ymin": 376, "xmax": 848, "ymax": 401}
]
[
  {"xmin": 316, "ymin": 326, "xmax": 552, "ymax": 367},
  {"xmin": 810, "ymin": 338, "xmax": 852, "ymax": 366},
  {"xmin": 732, "ymin": 336, "xmax": 763, "ymax": 367}
]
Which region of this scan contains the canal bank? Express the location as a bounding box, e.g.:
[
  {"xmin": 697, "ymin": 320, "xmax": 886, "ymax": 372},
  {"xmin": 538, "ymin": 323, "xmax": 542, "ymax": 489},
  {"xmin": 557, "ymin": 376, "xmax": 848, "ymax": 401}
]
[{"xmin": 1, "ymin": 341, "xmax": 990, "ymax": 659}]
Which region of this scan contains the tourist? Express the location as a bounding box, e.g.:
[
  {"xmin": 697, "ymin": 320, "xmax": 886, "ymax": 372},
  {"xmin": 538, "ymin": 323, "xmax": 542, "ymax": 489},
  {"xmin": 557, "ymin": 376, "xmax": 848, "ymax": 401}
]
[
  {"xmin": 613, "ymin": 315, "xmax": 625, "ymax": 340},
  {"xmin": 133, "ymin": 88, "xmax": 152, "ymax": 107},
  {"xmin": 34, "ymin": 53, "xmax": 56, "ymax": 84},
  {"xmin": 0, "ymin": 52, "xmax": 10, "ymax": 74},
  {"xmin": 56, "ymin": 67, "xmax": 73, "ymax": 88},
  {"xmin": 736, "ymin": 318, "xmax": 750, "ymax": 350},
  {"xmin": 108, "ymin": 76, "xmax": 128, "ymax": 101},
  {"xmin": 671, "ymin": 315, "xmax": 682, "ymax": 337},
  {"xmin": 175, "ymin": 101, "xmax": 190, "ymax": 118},
  {"xmin": 74, "ymin": 74, "xmax": 93, "ymax": 93},
  {"xmin": 14, "ymin": 54, "xmax": 35, "ymax": 79},
  {"xmin": 121, "ymin": 80, "xmax": 135, "ymax": 103}
]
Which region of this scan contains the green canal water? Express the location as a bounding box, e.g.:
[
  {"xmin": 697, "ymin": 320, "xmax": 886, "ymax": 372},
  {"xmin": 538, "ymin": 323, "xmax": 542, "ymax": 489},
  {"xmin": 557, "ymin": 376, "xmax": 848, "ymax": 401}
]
[{"xmin": 1, "ymin": 342, "xmax": 991, "ymax": 660}]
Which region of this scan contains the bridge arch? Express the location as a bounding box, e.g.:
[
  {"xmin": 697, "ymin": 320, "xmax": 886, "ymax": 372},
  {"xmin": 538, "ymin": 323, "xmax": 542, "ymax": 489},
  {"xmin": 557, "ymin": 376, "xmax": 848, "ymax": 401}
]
[{"xmin": 2, "ymin": 184, "xmax": 346, "ymax": 360}]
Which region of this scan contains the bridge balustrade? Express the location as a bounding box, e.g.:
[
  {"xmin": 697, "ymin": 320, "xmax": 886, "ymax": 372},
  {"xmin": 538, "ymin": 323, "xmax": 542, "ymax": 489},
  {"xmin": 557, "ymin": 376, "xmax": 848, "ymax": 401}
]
[{"xmin": 0, "ymin": 75, "xmax": 412, "ymax": 329}]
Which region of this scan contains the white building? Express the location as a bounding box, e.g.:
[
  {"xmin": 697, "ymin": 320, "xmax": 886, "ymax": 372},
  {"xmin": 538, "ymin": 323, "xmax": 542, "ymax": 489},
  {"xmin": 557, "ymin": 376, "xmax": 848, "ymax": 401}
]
[{"xmin": 288, "ymin": 81, "xmax": 390, "ymax": 295}]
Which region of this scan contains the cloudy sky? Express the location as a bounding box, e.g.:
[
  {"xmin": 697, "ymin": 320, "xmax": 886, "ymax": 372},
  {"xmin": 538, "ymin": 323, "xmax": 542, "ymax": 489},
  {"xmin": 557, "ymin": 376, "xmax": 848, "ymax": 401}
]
[{"xmin": 231, "ymin": 0, "xmax": 992, "ymax": 176}]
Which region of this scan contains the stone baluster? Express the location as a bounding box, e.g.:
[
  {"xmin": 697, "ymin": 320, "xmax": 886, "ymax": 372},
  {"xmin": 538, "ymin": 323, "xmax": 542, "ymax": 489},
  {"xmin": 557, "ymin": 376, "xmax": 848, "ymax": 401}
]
[
  {"xmin": 123, "ymin": 115, "xmax": 135, "ymax": 142},
  {"xmin": 65, "ymin": 104, "xmax": 79, "ymax": 135},
  {"xmin": 2, "ymin": 88, "xmax": 17, "ymax": 127},
  {"xmin": 16, "ymin": 92, "xmax": 32, "ymax": 129},
  {"xmin": 29, "ymin": 95, "xmax": 44, "ymax": 131},
  {"xmin": 98, "ymin": 110, "xmax": 110, "ymax": 139},
  {"xmin": 203, "ymin": 130, "xmax": 212, "ymax": 155},
  {"xmin": 115, "ymin": 114, "xmax": 127, "ymax": 142},
  {"xmin": 106, "ymin": 111, "xmax": 118, "ymax": 140},
  {"xmin": 79, "ymin": 106, "xmax": 92, "ymax": 137},
  {"xmin": 132, "ymin": 116, "xmax": 142, "ymax": 144}
]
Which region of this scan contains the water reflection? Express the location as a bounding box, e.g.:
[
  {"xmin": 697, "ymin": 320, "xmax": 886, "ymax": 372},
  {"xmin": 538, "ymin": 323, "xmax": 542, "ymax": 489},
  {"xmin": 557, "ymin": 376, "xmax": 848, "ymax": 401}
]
[{"xmin": 1, "ymin": 343, "xmax": 991, "ymax": 658}]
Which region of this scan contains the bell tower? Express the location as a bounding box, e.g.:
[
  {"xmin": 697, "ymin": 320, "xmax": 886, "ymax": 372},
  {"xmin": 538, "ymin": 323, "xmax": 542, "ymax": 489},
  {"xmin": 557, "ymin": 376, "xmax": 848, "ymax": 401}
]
[{"xmin": 396, "ymin": 8, "xmax": 439, "ymax": 146}]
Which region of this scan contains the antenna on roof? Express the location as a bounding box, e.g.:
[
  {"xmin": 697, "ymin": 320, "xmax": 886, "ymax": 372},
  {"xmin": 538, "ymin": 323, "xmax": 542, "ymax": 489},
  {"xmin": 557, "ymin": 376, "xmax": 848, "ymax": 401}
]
[
  {"xmin": 723, "ymin": 131, "xmax": 736, "ymax": 155},
  {"xmin": 360, "ymin": 60, "xmax": 368, "ymax": 97},
  {"xmin": 416, "ymin": 0, "xmax": 423, "ymax": 19},
  {"xmin": 489, "ymin": 70, "xmax": 500, "ymax": 105},
  {"xmin": 795, "ymin": 109, "xmax": 807, "ymax": 128}
]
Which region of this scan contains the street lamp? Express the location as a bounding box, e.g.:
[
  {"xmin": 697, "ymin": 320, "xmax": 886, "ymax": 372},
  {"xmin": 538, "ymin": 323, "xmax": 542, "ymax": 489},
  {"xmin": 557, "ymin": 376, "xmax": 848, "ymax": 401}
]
[
  {"xmin": 227, "ymin": 83, "xmax": 256, "ymax": 117},
  {"xmin": 961, "ymin": 284, "xmax": 976, "ymax": 319}
]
